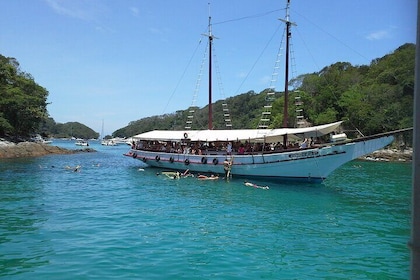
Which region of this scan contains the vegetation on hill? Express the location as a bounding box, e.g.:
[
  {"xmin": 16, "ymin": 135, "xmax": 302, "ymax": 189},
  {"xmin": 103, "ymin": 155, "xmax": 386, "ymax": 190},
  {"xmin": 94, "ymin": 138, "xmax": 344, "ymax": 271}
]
[
  {"xmin": 113, "ymin": 43, "xmax": 414, "ymax": 140},
  {"xmin": 42, "ymin": 118, "xmax": 99, "ymax": 139}
]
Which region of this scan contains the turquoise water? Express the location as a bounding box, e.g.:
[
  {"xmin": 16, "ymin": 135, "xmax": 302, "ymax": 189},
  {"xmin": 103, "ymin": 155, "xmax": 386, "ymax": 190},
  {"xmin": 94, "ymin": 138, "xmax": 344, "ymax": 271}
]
[{"xmin": 0, "ymin": 140, "xmax": 412, "ymax": 279}]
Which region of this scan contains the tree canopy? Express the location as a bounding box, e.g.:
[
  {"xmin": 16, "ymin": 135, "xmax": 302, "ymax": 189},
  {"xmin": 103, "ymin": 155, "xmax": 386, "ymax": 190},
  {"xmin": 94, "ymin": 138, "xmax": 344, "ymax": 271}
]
[
  {"xmin": 0, "ymin": 55, "xmax": 49, "ymax": 139},
  {"xmin": 42, "ymin": 118, "xmax": 99, "ymax": 139}
]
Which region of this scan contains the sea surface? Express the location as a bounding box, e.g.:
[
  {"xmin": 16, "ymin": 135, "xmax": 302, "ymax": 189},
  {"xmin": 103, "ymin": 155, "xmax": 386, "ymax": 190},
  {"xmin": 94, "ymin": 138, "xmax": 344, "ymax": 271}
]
[{"xmin": 0, "ymin": 140, "xmax": 412, "ymax": 279}]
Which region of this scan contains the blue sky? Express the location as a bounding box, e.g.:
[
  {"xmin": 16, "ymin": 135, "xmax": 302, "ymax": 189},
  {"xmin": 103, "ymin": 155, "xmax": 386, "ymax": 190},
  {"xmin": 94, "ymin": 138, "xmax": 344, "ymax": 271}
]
[{"xmin": 0, "ymin": 0, "xmax": 417, "ymax": 136}]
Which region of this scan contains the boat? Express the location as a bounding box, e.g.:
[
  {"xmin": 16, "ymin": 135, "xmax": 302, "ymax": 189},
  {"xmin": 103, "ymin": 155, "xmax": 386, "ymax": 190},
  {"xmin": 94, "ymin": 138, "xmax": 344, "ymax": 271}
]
[
  {"xmin": 124, "ymin": 1, "xmax": 405, "ymax": 183},
  {"xmin": 100, "ymin": 120, "xmax": 125, "ymax": 146},
  {"xmin": 101, "ymin": 139, "xmax": 117, "ymax": 146},
  {"xmin": 31, "ymin": 134, "xmax": 53, "ymax": 144},
  {"xmin": 100, "ymin": 119, "xmax": 114, "ymax": 146},
  {"xmin": 75, "ymin": 139, "xmax": 89, "ymax": 146}
]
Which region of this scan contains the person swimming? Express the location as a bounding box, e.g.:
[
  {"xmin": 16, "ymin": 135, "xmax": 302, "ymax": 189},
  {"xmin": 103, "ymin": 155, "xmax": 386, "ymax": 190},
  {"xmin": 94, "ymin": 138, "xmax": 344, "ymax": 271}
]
[
  {"xmin": 197, "ymin": 174, "xmax": 219, "ymax": 180},
  {"xmin": 244, "ymin": 181, "xmax": 269, "ymax": 190}
]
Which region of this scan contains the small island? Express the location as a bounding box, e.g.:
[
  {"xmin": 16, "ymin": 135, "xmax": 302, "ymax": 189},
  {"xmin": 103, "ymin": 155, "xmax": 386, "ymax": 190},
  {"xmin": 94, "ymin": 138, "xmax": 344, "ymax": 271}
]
[{"xmin": 0, "ymin": 139, "xmax": 95, "ymax": 159}]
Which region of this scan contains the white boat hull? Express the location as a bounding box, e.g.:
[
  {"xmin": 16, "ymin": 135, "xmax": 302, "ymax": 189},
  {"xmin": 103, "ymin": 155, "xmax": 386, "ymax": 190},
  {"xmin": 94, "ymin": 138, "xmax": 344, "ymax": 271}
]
[{"xmin": 124, "ymin": 135, "xmax": 394, "ymax": 183}]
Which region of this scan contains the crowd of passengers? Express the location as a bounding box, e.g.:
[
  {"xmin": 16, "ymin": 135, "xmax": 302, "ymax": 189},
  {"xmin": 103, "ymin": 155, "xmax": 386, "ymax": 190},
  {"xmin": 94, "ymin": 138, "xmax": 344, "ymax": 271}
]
[{"xmin": 131, "ymin": 137, "xmax": 324, "ymax": 155}]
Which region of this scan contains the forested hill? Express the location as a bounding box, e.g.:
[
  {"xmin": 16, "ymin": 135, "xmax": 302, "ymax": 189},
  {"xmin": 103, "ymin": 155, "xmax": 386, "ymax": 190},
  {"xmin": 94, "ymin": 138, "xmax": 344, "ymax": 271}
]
[
  {"xmin": 113, "ymin": 43, "xmax": 415, "ymax": 138},
  {"xmin": 0, "ymin": 54, "xmax": 99, "ymax": 140}
]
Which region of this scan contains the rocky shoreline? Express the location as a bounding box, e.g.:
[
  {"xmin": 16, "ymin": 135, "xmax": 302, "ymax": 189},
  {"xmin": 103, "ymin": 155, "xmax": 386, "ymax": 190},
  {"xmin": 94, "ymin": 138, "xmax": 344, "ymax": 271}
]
[
  {"xmin": 360, "ymin": 148, "xmax": 412, "ymax": 162},
  {"xmin": 0, "ymin": 140, "xmax": 95, "ymax": 159}
]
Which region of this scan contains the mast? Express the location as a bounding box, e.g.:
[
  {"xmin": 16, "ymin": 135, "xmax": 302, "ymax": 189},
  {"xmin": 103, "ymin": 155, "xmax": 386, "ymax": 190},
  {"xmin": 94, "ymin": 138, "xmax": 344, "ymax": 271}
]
[
  {"xmin": 410, "ymin": 0, "xmax": 420, "ymax": 277},
  {"xmin": 101, "ymin": 119, "xmax": 104, "ymax": 140},
  {"xmin": 280, "ymin": 0, "xmax": 295, "ymax": 147},
  {"xmin": 202, "ymin": 3, "xmax": 216, "ymax": 130},
  {"xmin": 208, "ymin": 15, "xmax": 213, "ymax": 130}
]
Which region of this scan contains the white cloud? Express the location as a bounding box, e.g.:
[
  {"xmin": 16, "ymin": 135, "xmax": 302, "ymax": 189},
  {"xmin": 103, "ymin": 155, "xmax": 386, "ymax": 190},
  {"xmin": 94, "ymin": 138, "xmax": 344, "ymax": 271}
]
[
  {"xmin": 130, "ymin": 7, "xmax": 139, "ymax": 17},
  {"xmin": 44, "ymin": 0, "xmax": 92, "ymax": 20},
  {"xmin": 259, "ymin": 75, "xmax": 272, "ymax": 85},
  {"xmin": 365, "ymin": 26, "xmax": 396, "ymax": 41},
  {"xmin": 44, "ymin": 0, "xmax": 107, "ymax": 22},
  {"xmin": 366, "ymin": 30, "xmax": 389, "ymax": 40},
  {"xmin": 236, "ymin": 71, "xmax": 247, "ymax": 79}
]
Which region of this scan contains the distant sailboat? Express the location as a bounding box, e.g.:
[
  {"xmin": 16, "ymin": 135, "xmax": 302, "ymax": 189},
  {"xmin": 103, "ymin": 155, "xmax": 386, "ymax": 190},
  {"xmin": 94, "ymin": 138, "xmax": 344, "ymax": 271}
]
[{"xmin": 101, "ymin": 119, "xmax": 116, "ymax": 146}]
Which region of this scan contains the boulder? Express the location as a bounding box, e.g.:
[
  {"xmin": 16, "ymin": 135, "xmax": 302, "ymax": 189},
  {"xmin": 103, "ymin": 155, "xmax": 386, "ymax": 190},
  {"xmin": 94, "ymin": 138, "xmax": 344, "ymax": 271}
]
[{"xmin": 0, "ymin": 142, "xmax": 95, "ymax": 159}]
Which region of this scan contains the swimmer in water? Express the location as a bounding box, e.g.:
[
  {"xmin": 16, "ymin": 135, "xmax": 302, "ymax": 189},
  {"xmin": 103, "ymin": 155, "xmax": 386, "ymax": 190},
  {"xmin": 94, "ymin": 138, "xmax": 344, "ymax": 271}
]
[{"xmin": 244, "ymin": 181, "xmax": 269, "ymax": 190}]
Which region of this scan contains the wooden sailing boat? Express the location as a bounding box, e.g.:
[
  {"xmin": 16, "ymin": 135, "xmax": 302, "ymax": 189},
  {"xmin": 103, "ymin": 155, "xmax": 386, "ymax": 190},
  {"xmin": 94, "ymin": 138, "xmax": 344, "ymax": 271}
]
[{"xmin": 124, "ymin": 0, "xmax": 403, "ymax": 183}]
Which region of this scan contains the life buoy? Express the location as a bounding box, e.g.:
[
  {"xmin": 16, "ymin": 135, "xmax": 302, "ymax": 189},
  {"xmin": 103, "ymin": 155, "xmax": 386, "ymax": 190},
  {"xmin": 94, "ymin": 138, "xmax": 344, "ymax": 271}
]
[
  {"xmin": 184, "ymin": 159, "xmax": 190, "ymax": 165},
  {"xmin": 142, "ymin": 157, "xmax": 147, "ymax": 162},
  {"xmin": 169, "ymin": 157, "xmax": 174, "ymax": 163},
  {"xmin": 201, "ymin": 157, "xmax": 207, "ymax": 164},
  {"xmin": 132, "ymin": 153, "xmax": 137, "ymax": 159},
  {"xmin": 155, "ymin": 155, "xmax": 160, "ymax": 162},
  {"xmin": 213, "ymin": 158, "xmax": 219, "ymax": 165},
  {"xmin": 184, "ymin": 132, "xmax": 188, "ymax": 139}
]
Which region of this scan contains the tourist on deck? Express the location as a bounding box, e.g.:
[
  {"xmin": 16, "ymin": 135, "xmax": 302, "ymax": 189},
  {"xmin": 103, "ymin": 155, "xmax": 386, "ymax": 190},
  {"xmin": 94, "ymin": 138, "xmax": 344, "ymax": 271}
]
[
  {"xmin": 300, "ymin": 138, "xmax": 308, "ymax": 149},
  {"xmin": 238, "ymin": 144, "xmax": 245, "ymax": 155},
  {"xmin": 226, "ymin": 142, "xmax": 232, "ymax": 155}
]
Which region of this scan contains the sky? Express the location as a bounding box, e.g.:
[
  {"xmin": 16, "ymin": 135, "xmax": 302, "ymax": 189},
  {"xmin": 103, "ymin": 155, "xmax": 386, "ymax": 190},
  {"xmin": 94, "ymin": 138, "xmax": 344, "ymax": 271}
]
[{"xmin": 0, "ymin": 0, "xmax": 417, "ymax": 136}]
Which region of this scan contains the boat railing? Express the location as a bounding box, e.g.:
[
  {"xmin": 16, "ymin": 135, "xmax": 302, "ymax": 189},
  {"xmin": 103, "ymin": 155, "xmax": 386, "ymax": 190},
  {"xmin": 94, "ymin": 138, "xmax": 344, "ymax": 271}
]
[{"xmin": 130, "ymin": 141, "xmax": 330, "ymax": 156}]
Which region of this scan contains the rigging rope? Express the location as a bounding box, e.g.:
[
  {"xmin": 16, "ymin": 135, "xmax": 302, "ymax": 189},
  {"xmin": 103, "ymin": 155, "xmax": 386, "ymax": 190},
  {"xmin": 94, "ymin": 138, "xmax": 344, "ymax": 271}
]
[
  {"xmin": 257, "ymin": 25, "xmax": 286, "ymax": 129},
  {"xmin": 212, "ymin": 45, "xmax": 233, "ymax": 129},
  {"xmin": 234, "ymin": 23, "xmax": 283, "ymax": 98},
  {"xmin": 185, "ymin": 42, "xmax": 209, "ymax": 130},
  {"xmin": 162, "ymin": 38, "xmax": 203, "ymax": 115},
  {"xmin": 294, "ymin": 25, "xmax": 362, "ymax": 136},
  {"xmin": 213, "ymin": 8, "xmax": 285, "ymax": 25}
]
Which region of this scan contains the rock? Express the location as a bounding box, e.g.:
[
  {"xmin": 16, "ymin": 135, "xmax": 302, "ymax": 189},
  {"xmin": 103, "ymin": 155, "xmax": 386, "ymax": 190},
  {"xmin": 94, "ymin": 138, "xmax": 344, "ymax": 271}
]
[
  {"xmin": 0, "ymin": 141, "xmax": 96, "ymax": 159},
  {"xmin": 361, "ymin": 148, "xmax": 413, "ymax": 162}
]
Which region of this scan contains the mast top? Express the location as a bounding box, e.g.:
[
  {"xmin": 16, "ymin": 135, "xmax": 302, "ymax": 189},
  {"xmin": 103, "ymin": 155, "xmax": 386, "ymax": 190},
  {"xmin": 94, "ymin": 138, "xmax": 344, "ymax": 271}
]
[
  {"xmin": 202, "ymin": 5, "xmax": 218, "ymax": 40},
  {"xmin": 279, "ymin": 0, "xmax": 297, "ymax": 26}
]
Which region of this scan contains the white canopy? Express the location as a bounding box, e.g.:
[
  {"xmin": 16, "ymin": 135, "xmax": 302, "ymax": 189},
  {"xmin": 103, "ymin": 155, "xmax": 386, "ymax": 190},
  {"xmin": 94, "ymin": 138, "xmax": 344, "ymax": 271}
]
[{"xmin": 131, "ymin": 121, "xmax": 343, "ymax": 143}]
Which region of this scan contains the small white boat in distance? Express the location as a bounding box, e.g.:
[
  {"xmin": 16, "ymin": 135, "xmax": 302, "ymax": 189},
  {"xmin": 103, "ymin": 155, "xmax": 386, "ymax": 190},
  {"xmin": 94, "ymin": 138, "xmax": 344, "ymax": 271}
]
[
  {"xmin": 75, "ymin": 139, "xmax": 89, "ymax": 146},
  {"xmin": 101, "ymin": 139, "xmax": 116, "ymax": 146},
  {"xmin": 31, "ymin": 134, "xmax": 52, "ymax": 144}
]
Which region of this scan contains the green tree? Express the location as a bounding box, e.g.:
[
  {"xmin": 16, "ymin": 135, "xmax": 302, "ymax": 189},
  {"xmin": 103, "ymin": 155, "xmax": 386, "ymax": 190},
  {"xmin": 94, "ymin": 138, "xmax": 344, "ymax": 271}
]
[{"xmin": 0, "ymin": 55, "xmax": 49, "ymax": 138}]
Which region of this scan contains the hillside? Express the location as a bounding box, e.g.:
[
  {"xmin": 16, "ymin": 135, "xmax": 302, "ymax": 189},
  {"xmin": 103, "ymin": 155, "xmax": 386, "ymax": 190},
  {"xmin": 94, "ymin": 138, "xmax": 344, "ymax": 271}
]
[
  {"xmin": 41, "ymin": 119, "xmax": 99, "ymax": 139},
  {"xmin": 113, "ymin": 43, "xmax": 414, "ymax": 141}
]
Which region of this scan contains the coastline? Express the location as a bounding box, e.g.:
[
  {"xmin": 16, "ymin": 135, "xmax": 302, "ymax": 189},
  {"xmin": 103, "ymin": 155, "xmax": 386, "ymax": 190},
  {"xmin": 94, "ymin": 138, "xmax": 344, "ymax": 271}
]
[{"xmin": 0, "ymin": 140, "xmax": 95, "ymax": 159}]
